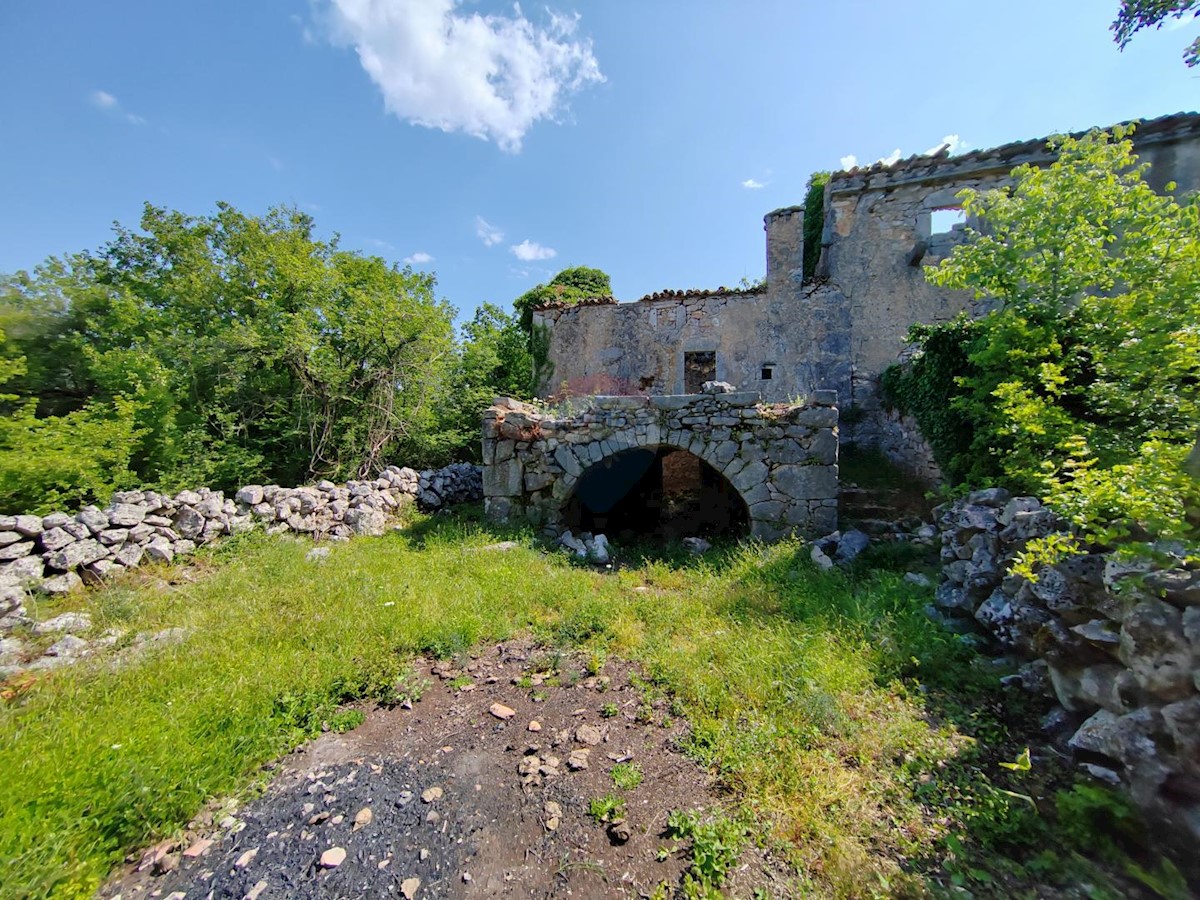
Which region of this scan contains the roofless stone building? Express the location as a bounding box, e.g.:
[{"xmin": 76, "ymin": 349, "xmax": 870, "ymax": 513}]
[{"xmin": 484, "ymin": 113, "xmax": 1200, "ymax": 540}]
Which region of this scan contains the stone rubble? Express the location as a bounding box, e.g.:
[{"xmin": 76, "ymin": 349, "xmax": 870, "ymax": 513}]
[
  {"xmin": 0, "ymin": 463, "xmax": 483, "ymax": 637},
  {"xmin": 928, "ymin": 490, "xmax": 1200, "ymax": 850}
]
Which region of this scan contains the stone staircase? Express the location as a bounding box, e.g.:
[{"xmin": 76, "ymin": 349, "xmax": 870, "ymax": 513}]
[{"xmin": 839, "ymin": 484, "xmax": 929, "ymax": 535}]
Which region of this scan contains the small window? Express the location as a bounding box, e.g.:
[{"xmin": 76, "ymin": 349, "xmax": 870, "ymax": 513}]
[
  {"xmin": 929, "ymin": 207, "xmax": 966, "ymax": 235},
  {"xmin": 684, "ymin": 351, "xmax": 716, "ymax": 393},
  {"xmin": 760, "ymin": 365, "xmax": 774, "ymax": 380}
]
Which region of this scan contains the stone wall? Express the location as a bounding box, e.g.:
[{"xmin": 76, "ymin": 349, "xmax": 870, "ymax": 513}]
[
  {"xmin": 533, "ymin": 283, "xmax": 851, "ymax": 406},
  {"xmin": 823, "ymin": 113, "xmax": 1200, "ymax": 467},
  {"xmin": 482, "ymin": 390, "xmax": 839, "ymax": 541},
  {"xmin": 0, "ymin": 463, "xmax": 482, "ymax": 634},
  {"xmin": 852, "ymin": 406, "xmax": 942, "ymax": 484},
  {"xmin": 929, "ymin": 492, "xmax": 1199, "ymax": 849},
  {"xmin": 532, "ymin": 113, "xmax": 1200, "ymax": 485}
]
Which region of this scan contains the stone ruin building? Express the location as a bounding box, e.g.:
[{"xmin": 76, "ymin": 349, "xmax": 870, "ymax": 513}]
[{"xmin": 484, "ymin": 113, "xmax": 1200, "ymax": 542}]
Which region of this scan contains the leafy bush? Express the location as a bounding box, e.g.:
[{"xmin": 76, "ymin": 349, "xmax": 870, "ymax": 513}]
[{"xmin": 883, "ymin": 126, "xmax": 1200, "ymax": 552}]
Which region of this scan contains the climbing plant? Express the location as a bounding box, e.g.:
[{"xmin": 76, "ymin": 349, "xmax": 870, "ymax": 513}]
[
  {"xmin": 802, "ymin": 171, "xmax": 830, "ymax": 281},
  {"xmin": 883, "ymin": 126, "xmax": 1200, "ymax": 553}
]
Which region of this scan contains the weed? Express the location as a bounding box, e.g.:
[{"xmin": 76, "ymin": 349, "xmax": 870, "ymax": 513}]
[
  {"xmin": 610, "ymin": 762, "xmax": 643, "ymax": 790},
  {"xmin": 585, "ymin": 648, "xmax": 607, "ymax": 676},
  {"xmin": 588, "ymin": 794, "xmax": 626, "ymax": 824},
  {"xmin": 667, "ymin": 809, "xmax": 747, "ymax": 891},
  {"xmin": 326, "ymin": 708, "xmax": 365, "ymax": 733},
  {"xmin": 600, "ymin": 702, "xmax": 619, "ymax": 718},
  {"xmin": 449, "ymin": 675, "xmax": 473, "ymax": 691}
]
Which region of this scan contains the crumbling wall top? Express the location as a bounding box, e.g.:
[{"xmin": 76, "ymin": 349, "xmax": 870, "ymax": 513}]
[
  {"xmin": 828, "ymin": 110, "xmax": 1200, "ymax": 196},
  {"xmin": 531, "ymin": 285, "xmax": 764, "ymax": 313}
]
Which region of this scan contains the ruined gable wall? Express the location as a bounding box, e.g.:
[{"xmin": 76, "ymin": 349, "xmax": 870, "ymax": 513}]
[
  {"xmin": 533, "ymin": 283, "xmax": 851, "ymax": 403},
  {"xmin": 823, "ymin": 115, "xmax": 1200, "ymax": 473}
]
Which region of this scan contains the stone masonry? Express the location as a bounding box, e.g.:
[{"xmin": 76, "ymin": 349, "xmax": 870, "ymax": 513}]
[
  {"xmin": 930, "ymin": 491, "xmax": 1200, "ymax": 856},
  {"xmin": 482, "ymin": 390, "xmax": 839, "ymax": 541},
  {"xmin": 533, "ymin": 113, "xmax": 1200, "ymax": 483}
]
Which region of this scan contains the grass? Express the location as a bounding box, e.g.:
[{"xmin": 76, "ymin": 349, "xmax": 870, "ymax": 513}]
[{"xmin": 0, "ymin": 509, "xmax": 1168, "ymax": 898}]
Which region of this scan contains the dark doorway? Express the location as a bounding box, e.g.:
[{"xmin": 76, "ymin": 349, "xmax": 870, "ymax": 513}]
[
  {"xmin": 684, "ymin": 351, "xmax": 716, "ymax": 393},
  {"xmin": 563, "ymin": 446, "xmax": 749, "ymax": 541}
]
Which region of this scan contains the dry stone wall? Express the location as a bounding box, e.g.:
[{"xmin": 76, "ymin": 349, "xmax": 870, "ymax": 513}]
[
  {"xmin": 930, "ymin": 492, "xmax": 1199, "ymax": 848},
  {"xmin": 482, "ymin": 390, "xmax": 839, "ymax": 541},
  {"xmin": 0, "ymin": 463, "xmax": 482, "ymax": 634}
]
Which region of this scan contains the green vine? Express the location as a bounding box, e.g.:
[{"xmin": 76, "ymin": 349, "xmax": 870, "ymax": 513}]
[{"xmin": 802, "ymin": 171, "xmax": 830, "ymax": 281}]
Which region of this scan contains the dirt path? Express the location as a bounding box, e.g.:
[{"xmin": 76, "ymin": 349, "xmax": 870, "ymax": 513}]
[{"xmin": 103, "ymin": 640, "xmax": 790, "ymax": 899}]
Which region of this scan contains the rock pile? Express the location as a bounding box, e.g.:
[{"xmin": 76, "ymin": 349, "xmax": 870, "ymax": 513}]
[
  {"xmin": 930, "ymin": 490, "xmax": 1199, "ymax": 849},
  {"xmin": 0, "ymin": 463, "xmax": 483, "ymax": 632}
]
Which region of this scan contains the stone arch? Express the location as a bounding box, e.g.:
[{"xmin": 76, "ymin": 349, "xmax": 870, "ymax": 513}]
[
  {"xmin": 557, "ymin": 440, "xmax": 751, "ymax": 539},
  {"xmin": 482, "ymin": 393, "xmax": 840, "ymax": 542},
  {"xmin": 551, "ymin": 432, "xmax": 734, "ymax": 509}
]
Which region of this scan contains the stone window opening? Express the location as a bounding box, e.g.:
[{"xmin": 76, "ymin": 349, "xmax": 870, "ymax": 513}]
[
  {"xmin": 683, "ymin": 351, "xmax": 717, "ymax": 393},
  {"xmin": 929, "ymin": 206, "xmax": 966, "ymax": 235},
  {"xmin": 760, "ymin": 364, "xmax": 775, "ymax": 381}
]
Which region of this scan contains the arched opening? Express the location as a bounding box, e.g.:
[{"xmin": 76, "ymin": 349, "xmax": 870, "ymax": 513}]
[{"xmin": 563, "ymin": 446, "xmax": 749, "ymax": 541}]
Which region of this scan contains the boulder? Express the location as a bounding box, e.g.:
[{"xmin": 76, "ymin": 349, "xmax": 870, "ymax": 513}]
[
  {"xmin": 39, "ymin": 527, "xmax": 76, "ymax": 553},
  {"xmin": 173, "ymin": 507, "xmax": 206, "ymax": 540},
  {"xmin": 107, "ymin": 503, "xmax": 146, "ymax": 527},
  {"xmin": 46, "ymin": 539, "xmax": 109, "ymax": 572},
  {"xmin": 344, "ymin": 507, "xmax": 386, "ymax": 537},
  {"xmin": 76, "ymin": 506, "xmax": 109, "ymax": 533},
  {"xmin": 235, "ymin": 485, "xmax": 265, "ymax": 506},
  {"xmin": 835, "ymin": 529, "xmax": 870, "ymax": 564},
  {"xmin": 1119, "ymin": 599, "xmax": 1194, "ymax": 701}
]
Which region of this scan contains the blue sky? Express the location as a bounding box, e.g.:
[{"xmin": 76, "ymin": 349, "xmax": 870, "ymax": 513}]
[{"xmin": 1, "ymin": 1, "xmax": 1196, "ymax": 323}]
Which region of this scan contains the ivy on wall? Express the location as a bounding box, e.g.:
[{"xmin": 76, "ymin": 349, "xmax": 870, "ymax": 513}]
[{"xmin": 802, "ymin": 171, "xmax": 830, "ymax": 281}]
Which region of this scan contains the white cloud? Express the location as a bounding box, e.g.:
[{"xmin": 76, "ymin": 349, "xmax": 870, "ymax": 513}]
[
  {"xmin": 404, "ymin": 251, "xmax": 434, "ymax": 265},
  {"xmin": 475, "ymin": 215, "xmax": 504, "ymax": 247},
  {"xmin": 510, "ymin": 239, "xmax": 556, "ymax": 261},
  {"xmin": 324, "ymin": 0, "xmax": 604, "ymax": 152},
  {"xmin": 741, "ymin": 178, "xmax": 766, "ymax": 189},
  {"xmin": 90, "ymin": 89, "xmax": 146, "ymax": 125},
  {"xmin": 923, "ymin": 134, "xmax": 969, "ymax": 156},
  {"xmin": 877, "ymin": 148, "xmax": 902, "ymax": 166},
  {"xmin": 839, "ymin": 154, "xmax": 858, "ymax": 170},
  {"xmin": 290, "ymin": 13, "xmax": 317, "ymax": 43}
]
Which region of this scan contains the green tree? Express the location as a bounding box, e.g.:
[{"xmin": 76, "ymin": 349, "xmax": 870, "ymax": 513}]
[
  {"xmin": 0, "ymin": 202, "xmax": 458, "ymax": 507},
  {"xmin": 440, "ymin": 303, "xmax": 533, "ymax": 459},
  {"xmin": 895, "ymin": 126, "xmax": 1200, "ymax": 550},
  {"xmin": 1113, "ymin": 1, "xmax": 1200, "ymax": 65},
  {"xmin": 512, "ymin": 266, "xmax": 612, "ymax": 332}
]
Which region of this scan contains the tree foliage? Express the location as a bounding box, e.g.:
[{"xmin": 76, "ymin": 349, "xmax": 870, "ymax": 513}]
[
  {"xmin": 885, "ymin": 126, "xmax": 1200, "ymax": 550},
  {"xmin": 0, "ymin": 203, "xmax": 458, "ymax": 511},
  {"xmin": 441, "ymin": 303, "xmax": 532, "ymax": 459},
  {"xmin": 512, "ymin": 266, "xmax": 612, "ymax": 331},
  {"xmin": 1113, "ymin": 0, "xmax": 1200, "ymax": 65}
]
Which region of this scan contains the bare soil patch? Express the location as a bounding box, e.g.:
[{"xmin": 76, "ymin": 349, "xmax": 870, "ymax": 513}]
[{"xmin": 102, "ymin": 638, "xmax": 791, "ymax": 899}]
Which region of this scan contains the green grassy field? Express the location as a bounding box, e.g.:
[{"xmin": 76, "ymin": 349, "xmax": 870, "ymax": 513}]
[{"xmin": 0, "ymin": 510, "xmax": 1171, "ymax": 899}]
